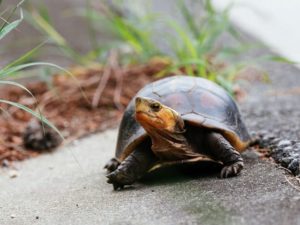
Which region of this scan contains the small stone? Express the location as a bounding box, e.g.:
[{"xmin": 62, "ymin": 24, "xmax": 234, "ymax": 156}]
[
  {"xmin": 281, "ymin": 151, "xmax": 290, "ymax": 158},
  {"xmin": 291, "ymin": 153, "xmax": 299, "ymax": 158},
  {"xmin": 292, "ymin": 196, "xmax": 300, "ymax": 201},
  {"xmin": 280, "ymin": 157, "xmax": 293, "ymax": 167},
  {"xmin": 277, "ymin": 140, "xmax": 292, "ymax": 148},
  {"xmin": 10, "ymin": 214, "xmax": 15, "ymax": 219},
  {"xmin": 243, "ymin": 150, "xmax": 260, "ymax": 159},
  {"xmin": 264, "ymin": 134, "xmax": 276, "ymax": 141},
  {"xmin": 36, "ymin": 216, "xmax": 39, "ymax": 219},
  {"xmin": 269, "ymin": 144, "xmax": 278, "ymax": 150},
  {"xmin": 258, "ymin": 130, "xmax": 268, "ymax": 137},
  {"xmin": 270, "ymin": 138, "xmax": 281, "ymax": 145},
  {"xmin": 1, "ymin": 160, "xmax": 9, "ymax": 167},
  {"xmin": 273, "ymin": 147, "xmax": 282, "ymax": 153},
  {"xmin": 9, "ymin": 170, "xmax": 19, "ymax": 179},
  {"xmin": 288, "ymin": 159, "xmax": 300, "ymax": 175},
  {"xmin": 283, "ymin": 146, "xmax": 293, "ymax": 153},
  {"xmin": 294, "ymin": 143, "xmax": 300, "ymax": 149}
]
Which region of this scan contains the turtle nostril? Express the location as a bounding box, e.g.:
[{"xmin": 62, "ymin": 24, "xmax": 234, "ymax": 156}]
[{"xmin": 135, "ymin": 97, "xmax": 142, "ymax": 105}]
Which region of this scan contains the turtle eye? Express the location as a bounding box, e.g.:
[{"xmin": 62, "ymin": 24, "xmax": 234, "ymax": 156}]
[{"xmin": 150, "ymin": 103, "xmax": 161, "ymax": 112}]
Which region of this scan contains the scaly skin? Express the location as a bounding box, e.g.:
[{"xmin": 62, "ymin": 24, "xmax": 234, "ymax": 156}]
[
  {"xmin": 205, "ymin": 132, "xmax": 244, "ymax": 178},
  {"xmin": 106, "ymin": 146, "xmax": 157, "ymax": 190}
]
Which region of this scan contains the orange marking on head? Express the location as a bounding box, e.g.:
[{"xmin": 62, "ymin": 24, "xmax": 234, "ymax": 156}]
[{"xmin": 135, "ymin": 97, "xmax": 180, "ymax": 132}]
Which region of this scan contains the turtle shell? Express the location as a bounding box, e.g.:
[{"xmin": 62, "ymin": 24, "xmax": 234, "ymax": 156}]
[{"xmin": 115, "ymin": 76, "xmax": 251, "ymax": 163}]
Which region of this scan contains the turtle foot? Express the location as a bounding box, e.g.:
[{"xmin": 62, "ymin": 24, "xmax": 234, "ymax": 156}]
[
  {"xmin": 220, "ymin": 161, "xmax": 244, "ymax": 178},
  {"xmin": 106, "ymin": 169, "xmax": 135, "ymax": 190},
  {"xmin": 104, "ymin": 158, "xmax": 120, "ymax": 173}
]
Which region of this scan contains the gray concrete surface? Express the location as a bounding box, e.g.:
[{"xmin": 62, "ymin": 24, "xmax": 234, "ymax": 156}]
[{"xmin": 0, "ymin": 129, "xmax": 300, "ymax": 225}]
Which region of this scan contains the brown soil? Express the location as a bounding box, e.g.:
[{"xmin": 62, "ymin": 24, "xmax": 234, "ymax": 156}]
[{"xmin": 0, "ymin": 57, "xmax": 169, "ymax": 166}]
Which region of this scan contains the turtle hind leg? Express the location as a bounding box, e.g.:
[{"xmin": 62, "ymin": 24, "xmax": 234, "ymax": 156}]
[
  {"xmin": 206, "ymin": 132, "xmax": 244, "ymax": 178},
  {"xmin": 106, "ymin": 147, "xmax": 157, "ymax": 190},
  {"xmin": 104, "ymin": 158, "xmax": 120, "ymax": 173}
]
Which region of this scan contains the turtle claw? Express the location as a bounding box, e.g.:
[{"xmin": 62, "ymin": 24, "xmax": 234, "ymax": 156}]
[
  {"xmin": 106, "ymin": 169, "xmax": 135, "ymax": 190},
  {"xmin": 106, "ymin": 175, "xmax": 124, "ymax": 190},
  {"xmin": 106, "ymin": 172, "xmax": 117, "ymax": 183},
  {"xmin": 113, "ymin": 183, "xmax": 124, "ymax": 191},
  {"xmin": 104, "ymin": 158, "xmax": 120, "ymax": 173},
  {"xmin": 220, "ymin": 161, "xmax": 244, "ymax": 178}
]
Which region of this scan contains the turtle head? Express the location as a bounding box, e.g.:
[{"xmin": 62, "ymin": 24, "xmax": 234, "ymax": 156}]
[{"xmin": 135, "ymin": 97, "xmax": 185, "ymax": 133}]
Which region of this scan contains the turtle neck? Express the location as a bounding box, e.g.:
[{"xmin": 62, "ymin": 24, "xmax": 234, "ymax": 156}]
[{"xmin": 144, "ymin": 126, "xmax": 201, "ymax": 161}]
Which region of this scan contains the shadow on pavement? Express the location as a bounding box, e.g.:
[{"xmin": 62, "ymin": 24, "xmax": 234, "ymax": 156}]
[{"xmin": 140, "ymin": 162, "xmax": 223, "ymax": 186}]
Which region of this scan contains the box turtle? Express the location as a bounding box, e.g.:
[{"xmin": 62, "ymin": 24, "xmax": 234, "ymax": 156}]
[{"xmin": 105, "ymin": 76, "xmax": 253, "ymax": 190}]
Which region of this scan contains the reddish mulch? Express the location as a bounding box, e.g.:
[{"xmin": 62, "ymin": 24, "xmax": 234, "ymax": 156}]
[{"xmin": 0, "ymin": 58, "xmax": 169, "ymax": 166}]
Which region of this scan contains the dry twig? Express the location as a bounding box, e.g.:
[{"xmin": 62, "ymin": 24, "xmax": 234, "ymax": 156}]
[{"xmin": 92, "ymin": 50, "xmax": 117, "ymax": 108}]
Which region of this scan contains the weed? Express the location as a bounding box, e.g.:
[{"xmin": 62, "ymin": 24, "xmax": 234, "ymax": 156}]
[{"xmin": 0, "ymin": 1, "xmax": 63, "ymax": 138}]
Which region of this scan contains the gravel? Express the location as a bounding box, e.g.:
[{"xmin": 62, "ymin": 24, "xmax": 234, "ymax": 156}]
[{"xmin": 236, "ymin": 52, "xmax": 300, "ymax": 175}]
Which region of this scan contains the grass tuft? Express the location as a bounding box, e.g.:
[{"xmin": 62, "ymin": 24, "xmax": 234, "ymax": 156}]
[{"xmin": 0, "ymin": 1, "xmax": 63, "ymax": 139}]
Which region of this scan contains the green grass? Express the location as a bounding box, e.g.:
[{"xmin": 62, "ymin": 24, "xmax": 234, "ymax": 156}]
[{"xmin": 0, "ymin": 1, "xmax": 63, "ymax": 139}]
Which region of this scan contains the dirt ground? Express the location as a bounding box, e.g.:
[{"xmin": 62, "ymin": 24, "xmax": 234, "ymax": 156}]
[{"xmin": 0, "ymin": 59, "xmax": 169, "ymax": 165}]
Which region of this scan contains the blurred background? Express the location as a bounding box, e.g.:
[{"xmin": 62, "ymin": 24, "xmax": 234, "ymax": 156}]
[
  {"xmin": 1, "ymin": 0, "xmax": 198, "ymax": 67},
  {"xmin": 1, "ymin": 0, "xmax": 299, "ymax": 68},
  {"xmin": 213, "ymin": 0, "xmax": 300, "ymax": 65}
]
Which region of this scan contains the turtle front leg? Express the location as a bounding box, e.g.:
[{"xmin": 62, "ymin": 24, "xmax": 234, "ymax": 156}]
[
  {"xmin": 206, "ymin": 132, "xmax": 244, "ymax": 178},
  {"xmin": 106, "ymin": 148, "xmax": 157, "ymax": 190}
]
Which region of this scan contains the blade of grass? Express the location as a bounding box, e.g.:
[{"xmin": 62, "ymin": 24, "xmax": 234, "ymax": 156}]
[
  {"xmin": 0, "ymin": 8, "xmax": 23, "ymax": 40},
  {"xmin": 0, "ymin": 0, "xmax": 25, "ymax": 32},
  {"xmin": 258, "ymin": 55, "xmax": 298, "ymax": 64},
  {"xmin": 176, "ymin": 0, "xmax": 199, "ymax": 38},
  {"xmin": 167, "ymin": 19, "xmax": 198, "ymax": 58},
  {"xmin": 26, "ymin": 8, "xmax": 88, "ymax": 64},
  {"xmin": 0, "ymin": 62, "xmax": 71, "ymax": 78},
  {"xmin": 0, "ymin": 80, "xmax": 38, "ymax": 99},
  {"xmin": 0, "ymin": 99, "xmax": 63, "ymax": 139},
  {"xmin": 30, "ymin": 10, "xmax": 66, "ymax": 46},
  {"xmin": 3, "ymin": 39, "xmax": 48, "ymax": 70},
  {"xmin": 204, "ymin": 0, "xmax": 215, "ymax": 15},
  {"xmin": 0, "ymin": 62, "xmax": 90, "ymax": 105},
  {"xmin": 0, "ymin": 80, "xmax": 46, "ymax": 133},
  {"xmin": 0, "ymin": 80, "xmax": 52, "ymax": 141},
  {"xmin": 85, "ymin": 0, "xmax": 99, "ymax": 51}
]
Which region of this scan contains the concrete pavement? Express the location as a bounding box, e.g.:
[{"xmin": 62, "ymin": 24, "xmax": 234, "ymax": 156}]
[{"xmin": 1, "ymin": 128, "xmax": 300, "ymax": 225}]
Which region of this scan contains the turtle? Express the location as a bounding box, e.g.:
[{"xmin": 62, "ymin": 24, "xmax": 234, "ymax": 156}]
[{"xmin": 105, "ymin": 75, "xmax": 253, "ymax": 190}]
